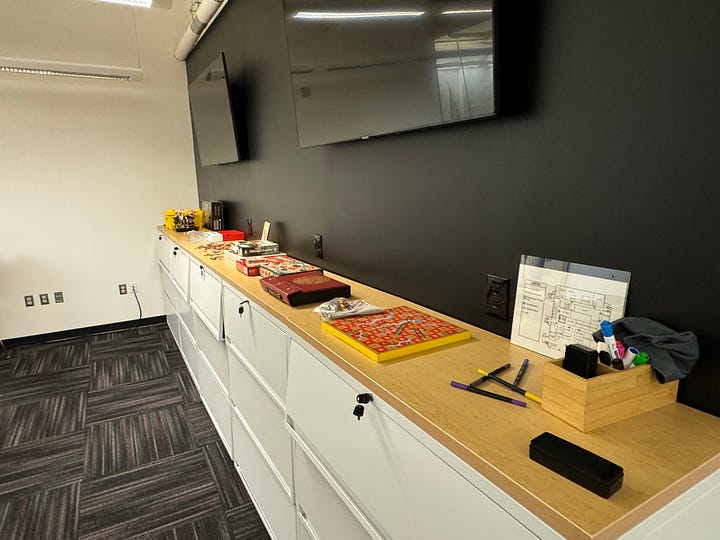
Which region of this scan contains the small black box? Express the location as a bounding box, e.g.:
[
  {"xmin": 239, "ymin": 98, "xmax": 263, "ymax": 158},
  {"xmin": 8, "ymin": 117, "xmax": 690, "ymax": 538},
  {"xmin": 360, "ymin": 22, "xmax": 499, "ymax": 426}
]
[
  {"xmin": 562, "ymin": 343, "xmax": 598, "ymax": 379},
  {"xmin": 529, "ymin": 432, "xmax": 624, "ymax": 499}
]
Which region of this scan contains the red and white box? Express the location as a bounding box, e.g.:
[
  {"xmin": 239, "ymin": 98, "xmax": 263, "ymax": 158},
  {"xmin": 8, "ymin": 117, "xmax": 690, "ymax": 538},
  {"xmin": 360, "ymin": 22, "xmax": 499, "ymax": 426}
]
[{"xmin": 234, "ymin": 254, "xmax": 286, "ymax": 276}]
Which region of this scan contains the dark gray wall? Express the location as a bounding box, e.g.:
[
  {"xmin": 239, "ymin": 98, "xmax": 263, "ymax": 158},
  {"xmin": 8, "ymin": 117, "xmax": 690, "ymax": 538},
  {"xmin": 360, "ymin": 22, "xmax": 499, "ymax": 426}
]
[{"xmin": 187, "ymin": 0, "xmax": 720, "ymax": 416}]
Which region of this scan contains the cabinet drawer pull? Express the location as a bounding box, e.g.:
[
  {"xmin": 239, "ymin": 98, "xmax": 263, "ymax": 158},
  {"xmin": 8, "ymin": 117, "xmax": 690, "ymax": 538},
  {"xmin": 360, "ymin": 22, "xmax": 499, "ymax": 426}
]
[
  {"xmin": 238, "ymin": 300, "xmax": 250, "ymax": 315},
  {"xmin": 199, "ymin": 265, "xmax": 205, "ymax": 277},
  {"xmin": 356, "ymin": 393, "xmax": 373, "ymax": 404}
]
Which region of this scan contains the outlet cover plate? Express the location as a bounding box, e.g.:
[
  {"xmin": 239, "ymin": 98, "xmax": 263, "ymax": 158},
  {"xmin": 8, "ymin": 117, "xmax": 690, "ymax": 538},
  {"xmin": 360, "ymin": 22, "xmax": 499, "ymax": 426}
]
[
  {"xmin": 486, "ymin": 275, "xmax": 510, "ymax": 321},
  {"xmin": 313, "ymin": 234, "xmax": 324, "ymax": 259}
]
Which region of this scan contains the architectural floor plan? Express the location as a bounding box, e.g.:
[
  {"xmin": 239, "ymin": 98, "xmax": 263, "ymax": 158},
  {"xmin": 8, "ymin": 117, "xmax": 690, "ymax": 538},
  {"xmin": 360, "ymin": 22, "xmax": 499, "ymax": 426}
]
[{"xmin": 511, "ymin": 257, "xmax": 630, "ymax": 358}]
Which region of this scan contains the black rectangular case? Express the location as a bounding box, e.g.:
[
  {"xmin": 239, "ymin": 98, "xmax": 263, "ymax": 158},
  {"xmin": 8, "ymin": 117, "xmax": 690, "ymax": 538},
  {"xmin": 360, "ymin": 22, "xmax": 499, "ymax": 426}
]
[{"xmin": 529, "ymin": 432, "xmax": 624, "ymax": 498}]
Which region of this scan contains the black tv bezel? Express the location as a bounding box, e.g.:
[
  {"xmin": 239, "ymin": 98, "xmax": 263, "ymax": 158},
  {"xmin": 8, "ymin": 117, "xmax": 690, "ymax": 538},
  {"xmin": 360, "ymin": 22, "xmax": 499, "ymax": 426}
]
[
  {"xmin": 281, "ymin": 0, "xmax": 497, "ymax": 149},
  {"xmin": 188, "ymin": 51, "xmax": 244, "ymax": 166}
]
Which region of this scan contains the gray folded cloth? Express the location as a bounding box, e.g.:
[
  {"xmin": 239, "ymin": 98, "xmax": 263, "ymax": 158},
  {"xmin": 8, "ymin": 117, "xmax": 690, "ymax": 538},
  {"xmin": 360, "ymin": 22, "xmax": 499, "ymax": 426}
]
[{"xmin": 592, "ymin": 317, "xmax": 699, "ymax": 383}]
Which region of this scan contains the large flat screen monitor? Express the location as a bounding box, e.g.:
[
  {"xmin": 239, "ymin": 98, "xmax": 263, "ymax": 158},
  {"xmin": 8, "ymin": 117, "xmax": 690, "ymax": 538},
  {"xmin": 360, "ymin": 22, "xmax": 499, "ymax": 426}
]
[
  {"xmin": 188, "ymin": 52, "xmax": 241, "ymax": 166},
  {"xmin": 283, "ymin": 0, "xmax": 495, "ymax": 148}
]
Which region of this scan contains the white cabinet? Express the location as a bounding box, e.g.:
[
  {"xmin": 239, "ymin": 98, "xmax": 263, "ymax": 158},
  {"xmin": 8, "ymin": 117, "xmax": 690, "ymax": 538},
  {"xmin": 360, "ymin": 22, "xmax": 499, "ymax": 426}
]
[
  {"xmin": 293, "ymin": 438, "xmax": 377, "ymax": 540},
  {"xmin": 286, "ymin": 339, "xmax": 536, "ymax": 540},
  {"xmin": 223, "ymin": 285, "xmax": 288, "ymax": 404},
  {"xmin": 159, "ymin": 265, "xmax": 177, "ymax": 312},
  {"xmin": 232, "ymin": 408, "xmax": 296, "ymax": 540},
  {"xmin": 189, "ymin": 259, "xmax": 224, "ymax": 340},
  {"xmin": 197, "ymin": 350, "xmax": 232, "ymax": 453},
  {"xmin": 194, "ymin": 311, "xmax": 229, "ymax": 389},
  {"xmin": 170, "ymin": 246, "xmax": 190, "ymax": 302},
  {"xmin": 228, "ymin": 345, "xmax": 293, "ymax": 494},
  {"xmin": 178, "ymin": 317, "xmax": 198, "ymax": 382},
  {"xmin": 163, "ymin": 291, "xmax": 180, "ymax": 346},
  {"xmin": 157, "ymin": 233, "xmax": 175, "ymax": 272}
]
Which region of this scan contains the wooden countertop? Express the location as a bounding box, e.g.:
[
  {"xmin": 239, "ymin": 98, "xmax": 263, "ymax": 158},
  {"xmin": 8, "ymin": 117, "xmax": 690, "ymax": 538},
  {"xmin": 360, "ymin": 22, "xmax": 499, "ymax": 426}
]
[{"xmin": 160, "ymin": 227, "xmax": 720, "ymax": 539}]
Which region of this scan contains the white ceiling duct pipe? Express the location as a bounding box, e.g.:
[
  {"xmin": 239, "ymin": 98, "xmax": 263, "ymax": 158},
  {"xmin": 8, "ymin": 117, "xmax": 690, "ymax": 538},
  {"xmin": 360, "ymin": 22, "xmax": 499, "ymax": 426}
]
[{"xmin": 174, "ymin": 0, "xmax": 227, "ymax": 61}]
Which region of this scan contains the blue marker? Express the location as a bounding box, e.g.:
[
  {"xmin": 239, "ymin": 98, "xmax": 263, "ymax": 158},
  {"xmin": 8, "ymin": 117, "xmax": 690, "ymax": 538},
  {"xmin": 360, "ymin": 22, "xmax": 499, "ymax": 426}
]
[
  {"xmin": 513, "ymin": 359, "xmax": 529, "ymax": 386},
  {"xmin": 600, "ymin": 321, "xmax": 621, "ymax": 361}
]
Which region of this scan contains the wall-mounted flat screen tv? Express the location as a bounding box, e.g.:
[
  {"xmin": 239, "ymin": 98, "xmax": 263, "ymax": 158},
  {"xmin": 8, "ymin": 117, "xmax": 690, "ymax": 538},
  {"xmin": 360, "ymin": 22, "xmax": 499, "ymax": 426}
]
[
  {"xmin": 282, "ymin": 0, "xmax": 495, "ymax": 148},
  {"xmin": 188, "ymin": 52, "xmax": 242, "ymax": 166}
]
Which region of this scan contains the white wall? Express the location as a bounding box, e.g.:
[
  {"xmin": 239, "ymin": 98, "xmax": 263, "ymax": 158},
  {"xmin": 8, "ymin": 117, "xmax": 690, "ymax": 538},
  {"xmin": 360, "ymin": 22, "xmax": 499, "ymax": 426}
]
[{"xmin": 0, "ymin": 1, "xmax": 199, "ymax": 339}]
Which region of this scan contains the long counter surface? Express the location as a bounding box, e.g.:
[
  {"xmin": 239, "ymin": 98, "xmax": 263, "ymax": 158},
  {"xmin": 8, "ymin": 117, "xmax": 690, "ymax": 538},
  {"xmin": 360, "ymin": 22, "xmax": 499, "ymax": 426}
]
[{"xmin": 160, "ymin": 227, "xmax": 720, "ymax": 539}]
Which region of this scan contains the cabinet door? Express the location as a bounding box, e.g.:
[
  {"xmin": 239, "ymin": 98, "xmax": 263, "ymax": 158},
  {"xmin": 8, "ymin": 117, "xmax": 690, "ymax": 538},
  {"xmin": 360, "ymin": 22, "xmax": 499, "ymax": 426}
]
[
  {"xmin": 178, "ymin": 317, "xmax": 198, "ymax": 382},
  {"xmin": 159, "ymin": 264, "xmax": 177, "ymax": 311},
  {"xmin": 297, "ymin": 515, "xmax": 318, "ymax": 540},
  {"xmin": 189, "ymin": 259, "xmax": 223, "ymax": 340},
  {"xmin": 287, "ymin": 340, "xmax": 537, "ymax": 540},
  {"xmin": 232, "ymin": 409, "xmax": 296, "ymax": 540},
  {"xmin": 228, "ymin": 346, "xmax": 292, "ymax": 494},
  {"xmin": 157, "ymin": 234, "xmax": 174, "ymax": 272},
  {"xmin": 171, "ymin": 247, "xmax": 190, "ymax": 302},
  {"xmin": 163, "ymin": 291, "xmax": 180, "ymax": 348},
  {"xmin": 194, "ymin": 312, "xmax": 228, "ymax": 390},
  {"xmin": 175, "ymin": 283, "xmax": 194, "ymax": 338},
  {"xmin": 294, "ymin": 440, "xmax": 376, "ymax": 540},
  {"xmin": 197, "ymin": 350, "xmax": 232, "ymax": 454},
  {"xmin": 223, "ymin": 286, "xmax": 288, "ymax": 403}
]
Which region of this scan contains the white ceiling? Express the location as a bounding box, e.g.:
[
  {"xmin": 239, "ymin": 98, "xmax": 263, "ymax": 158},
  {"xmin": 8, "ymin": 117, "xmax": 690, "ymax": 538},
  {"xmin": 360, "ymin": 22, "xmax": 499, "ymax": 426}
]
[{"xmin": 0, "ymin": 0, "xmax": 146, "ymax": 73}]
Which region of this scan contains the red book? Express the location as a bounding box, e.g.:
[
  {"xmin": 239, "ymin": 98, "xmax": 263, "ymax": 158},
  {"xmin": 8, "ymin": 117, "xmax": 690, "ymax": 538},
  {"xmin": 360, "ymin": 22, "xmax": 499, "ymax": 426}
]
[{"xmin": 260, "ymin": 272, "xmax": 350, "ymax": 306}]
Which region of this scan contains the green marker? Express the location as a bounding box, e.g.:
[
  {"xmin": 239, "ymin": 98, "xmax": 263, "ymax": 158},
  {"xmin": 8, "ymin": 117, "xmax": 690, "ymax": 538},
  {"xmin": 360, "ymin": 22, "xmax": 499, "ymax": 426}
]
[{"xmin": 633, "ymin": 351, "xmax": 650, "ymax": 366}]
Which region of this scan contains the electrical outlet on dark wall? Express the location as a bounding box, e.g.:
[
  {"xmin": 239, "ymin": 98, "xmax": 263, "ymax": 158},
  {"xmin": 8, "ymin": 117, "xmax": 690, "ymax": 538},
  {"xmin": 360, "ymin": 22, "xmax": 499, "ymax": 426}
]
[{"xmin": 486, "ymin": 275, "xmax": 510, "ymax": 321}]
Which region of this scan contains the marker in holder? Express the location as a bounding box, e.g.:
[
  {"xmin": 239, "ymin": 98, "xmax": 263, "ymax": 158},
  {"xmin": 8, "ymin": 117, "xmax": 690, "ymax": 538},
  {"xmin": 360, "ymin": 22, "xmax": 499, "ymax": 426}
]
[{"xmin": 623, "ymin": 347, "xmax": 639, "ymax": 369}]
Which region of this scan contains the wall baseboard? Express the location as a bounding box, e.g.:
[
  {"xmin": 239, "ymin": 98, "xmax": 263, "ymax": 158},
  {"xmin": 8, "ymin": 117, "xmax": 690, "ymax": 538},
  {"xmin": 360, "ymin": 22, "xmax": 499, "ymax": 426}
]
[{"xmin": 3, "ymin": 316, "xmax": 167, "ymax": 349}]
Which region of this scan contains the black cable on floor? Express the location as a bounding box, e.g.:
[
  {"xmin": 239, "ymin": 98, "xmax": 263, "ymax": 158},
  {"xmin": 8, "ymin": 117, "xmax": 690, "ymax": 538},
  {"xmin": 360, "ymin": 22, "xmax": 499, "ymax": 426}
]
[{"xmin": 131, "ymin": 284, "xmax": 143, "ymax": 325}]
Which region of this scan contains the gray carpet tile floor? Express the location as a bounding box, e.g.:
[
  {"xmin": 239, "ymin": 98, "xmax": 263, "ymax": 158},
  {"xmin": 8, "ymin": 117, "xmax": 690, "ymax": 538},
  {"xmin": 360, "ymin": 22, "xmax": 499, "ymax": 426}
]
[{"xmin": 0, "ymin": 322, "xmax": 270, "ymax": 540}]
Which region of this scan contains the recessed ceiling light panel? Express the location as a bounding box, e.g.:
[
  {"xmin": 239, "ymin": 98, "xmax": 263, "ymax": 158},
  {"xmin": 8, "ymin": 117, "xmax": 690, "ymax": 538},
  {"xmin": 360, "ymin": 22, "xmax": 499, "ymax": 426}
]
[
  {"xmin": 96, "ymin": 0, "xmax": 152, "ymax": 8},
  {"xmin": 293, "ymin": 11, "xmax": 425, "ymax": 20}
]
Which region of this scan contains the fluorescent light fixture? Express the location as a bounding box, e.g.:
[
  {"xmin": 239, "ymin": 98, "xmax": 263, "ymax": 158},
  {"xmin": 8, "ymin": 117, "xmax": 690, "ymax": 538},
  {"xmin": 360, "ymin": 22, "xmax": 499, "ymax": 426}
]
[
  {"xmin": 96, "ymin": 0, "xmax": 152, "ymax": 7},
  {"xmin": 0, "ymin": 57, "xmax": 142, "ymax": 81},
  {"xmin": 0, "ymin": 66, "xmax": 130, "ymax": 80},
  {"xmin": 441, "ymin": 9, "xmax": 492, "ymax": 15},
  {"xmin": 294, "ymin": 11, "xmax": 425, "ymax": 20},
  {"xmin": 437, "ymin": 64, "xmax": 486, "ymax": 70}
]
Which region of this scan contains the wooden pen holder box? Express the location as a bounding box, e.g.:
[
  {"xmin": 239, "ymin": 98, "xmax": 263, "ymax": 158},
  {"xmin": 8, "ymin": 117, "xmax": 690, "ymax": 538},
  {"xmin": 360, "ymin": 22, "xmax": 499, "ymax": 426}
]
[{"xmin": 541, "ymin": 360, "xmax": 679, "ymax": 432}]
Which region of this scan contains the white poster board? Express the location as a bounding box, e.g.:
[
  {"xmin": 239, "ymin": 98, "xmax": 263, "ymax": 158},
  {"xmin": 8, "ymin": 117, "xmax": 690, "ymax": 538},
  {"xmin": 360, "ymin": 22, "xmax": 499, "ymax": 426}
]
[{"xmin": 511, "ymin": 255, "xmax": 631, "ymax": 359}]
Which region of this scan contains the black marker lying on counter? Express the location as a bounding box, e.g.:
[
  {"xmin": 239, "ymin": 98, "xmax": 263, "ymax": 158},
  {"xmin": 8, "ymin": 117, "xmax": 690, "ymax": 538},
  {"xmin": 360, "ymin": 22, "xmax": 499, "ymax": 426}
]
[
  {"xmin": 450, "ymin": 381, "xmax": 527, "ymax": 408},
  {"xmin": 477, "ymin": 367, "xmax": 542, "ymax": 404}
]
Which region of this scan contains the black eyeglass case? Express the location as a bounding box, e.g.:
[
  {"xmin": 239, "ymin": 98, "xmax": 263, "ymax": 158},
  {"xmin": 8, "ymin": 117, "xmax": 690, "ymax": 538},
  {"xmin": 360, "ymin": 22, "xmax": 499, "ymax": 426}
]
[{"xmin": 529, "ymin": 432, "xmax": 624, "ymax": 499}]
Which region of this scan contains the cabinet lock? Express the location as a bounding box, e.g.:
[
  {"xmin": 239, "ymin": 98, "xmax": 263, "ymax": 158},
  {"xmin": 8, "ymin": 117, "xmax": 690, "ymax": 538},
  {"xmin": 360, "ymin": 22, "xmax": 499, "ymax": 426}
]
[
  {"xmin": 356, "ymin": 393, "xmax": 373, "ymax": 404},
  {"xmin": 238, "ymin": 300, "xmax": 250, "ymax": 315},
  {"xmin": 353, "ymin": 404, "xmax": 365, "ymax": 421}
]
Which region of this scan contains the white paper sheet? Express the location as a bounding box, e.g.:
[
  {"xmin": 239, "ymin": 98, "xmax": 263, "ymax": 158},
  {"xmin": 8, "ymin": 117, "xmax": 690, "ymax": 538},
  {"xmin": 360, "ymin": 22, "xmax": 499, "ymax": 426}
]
[{"xmin": 511, "ymin": 256, "xmax": 630, "ymax": 358}]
